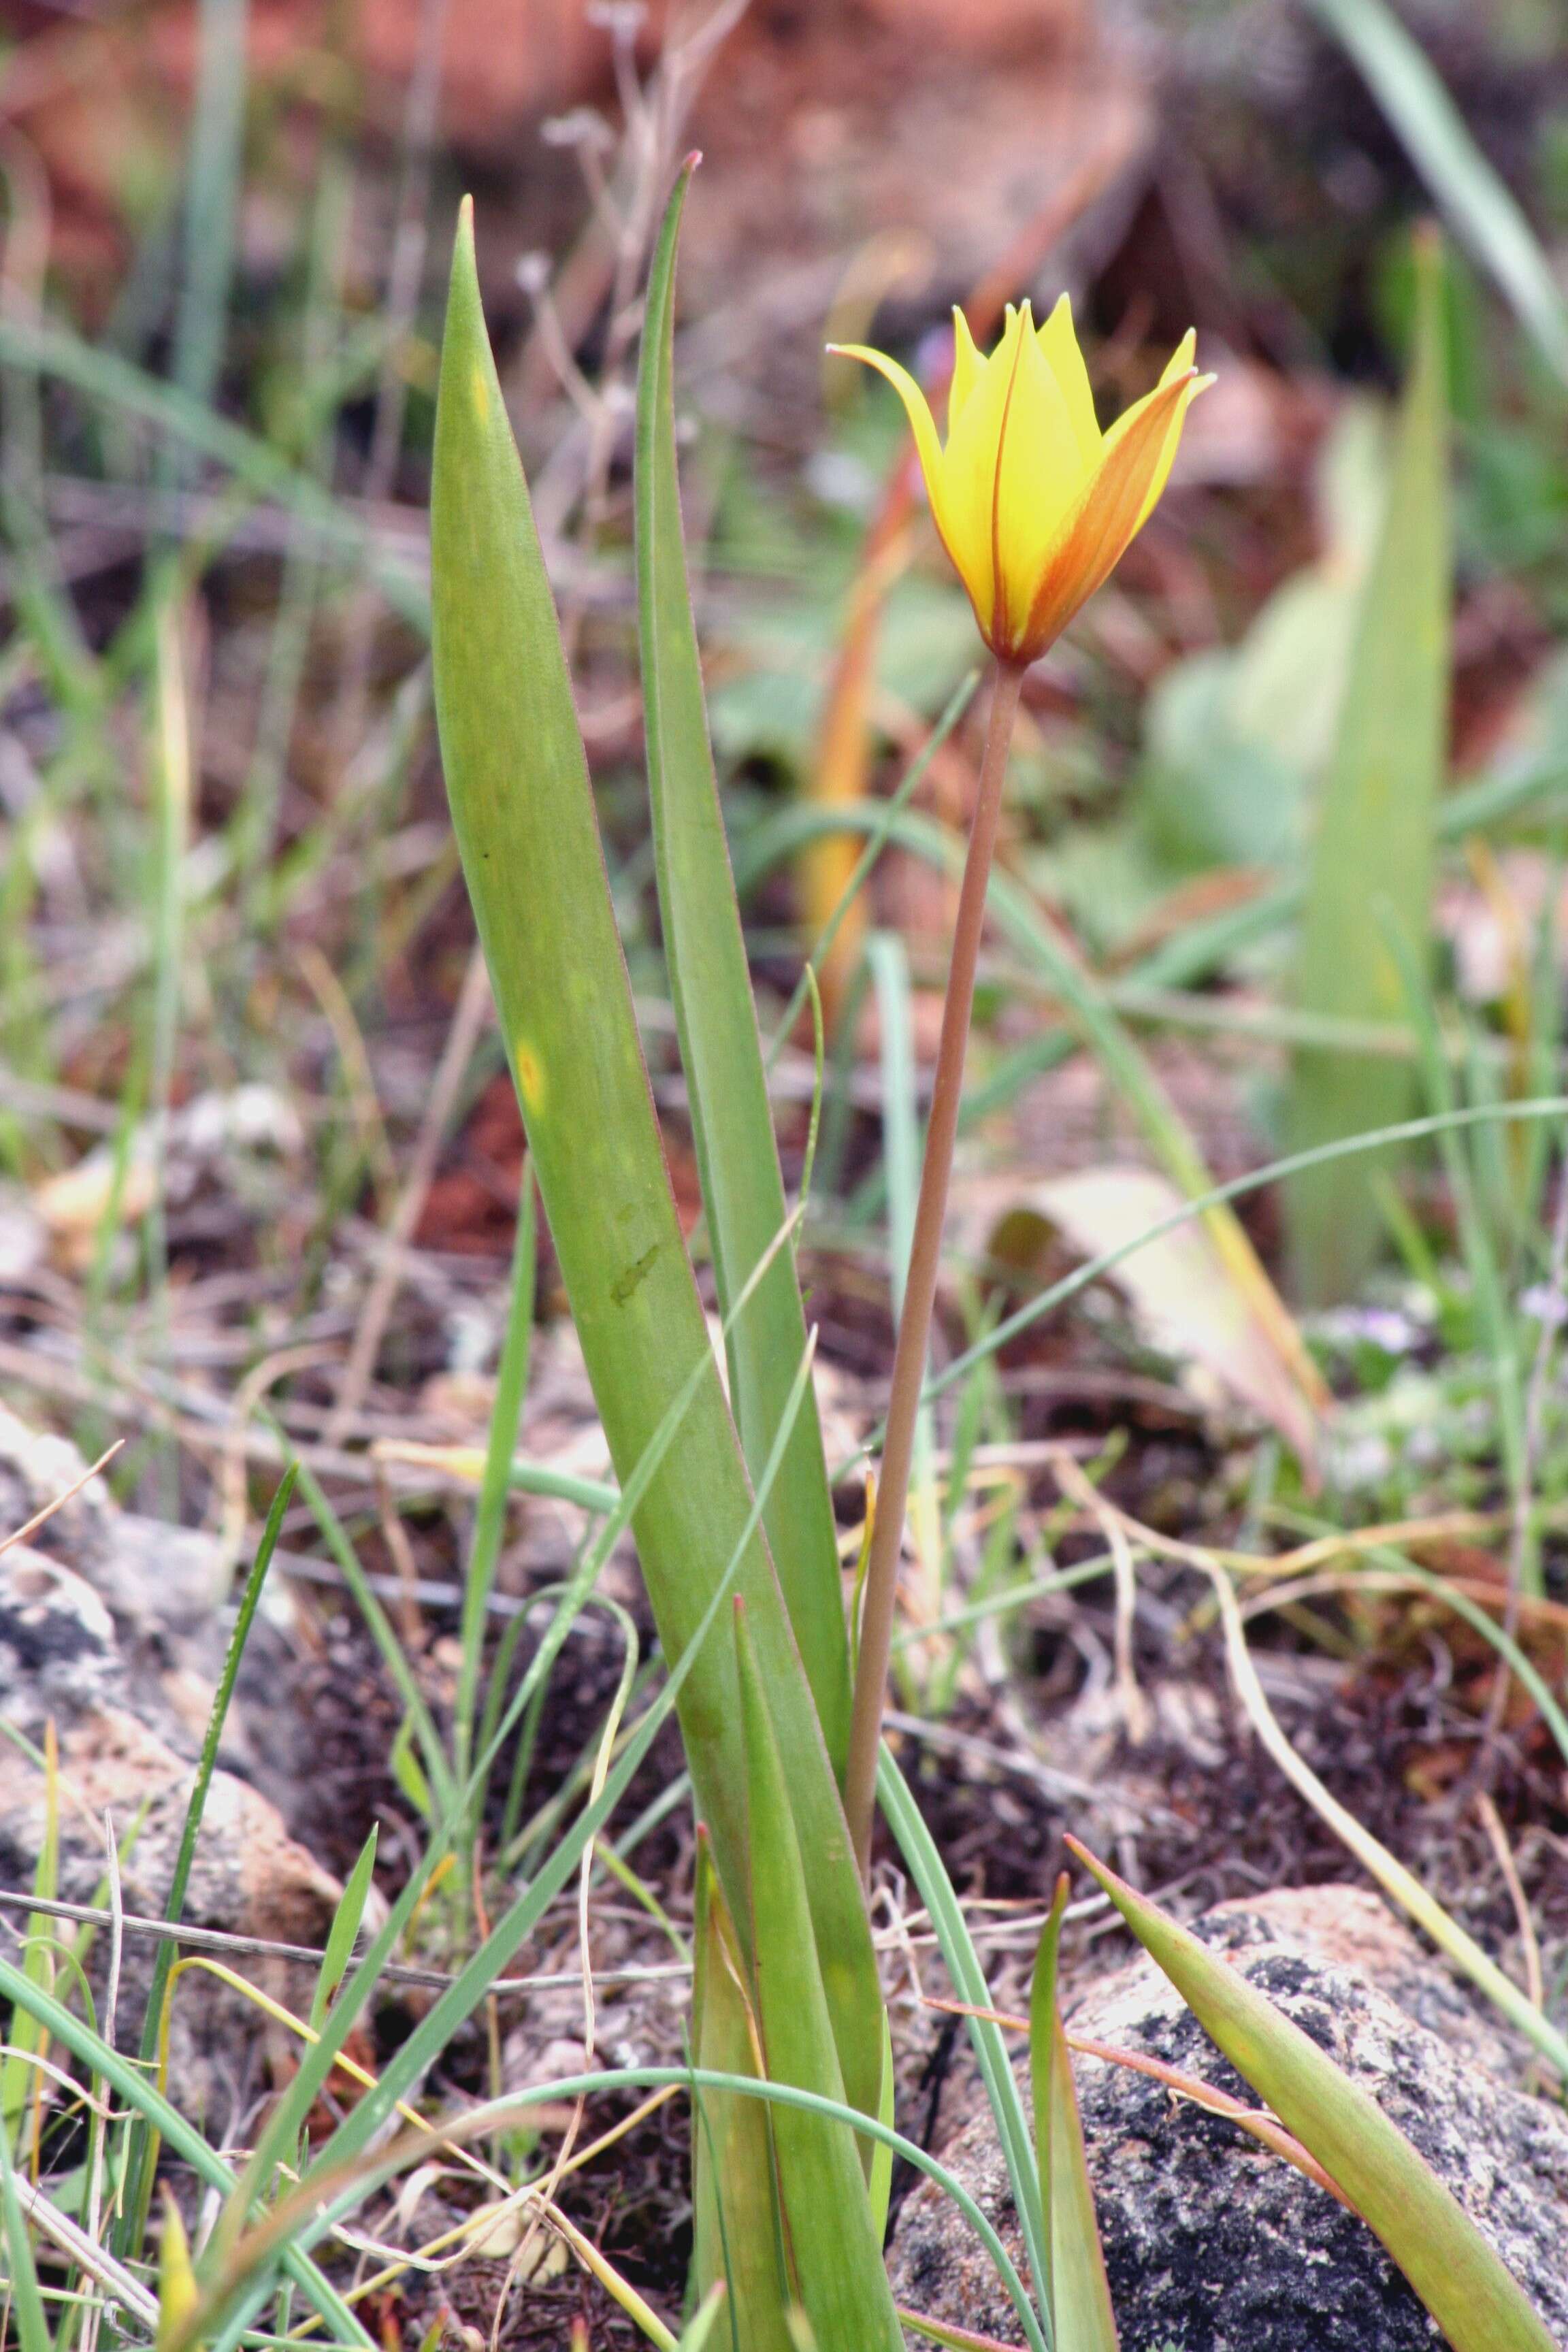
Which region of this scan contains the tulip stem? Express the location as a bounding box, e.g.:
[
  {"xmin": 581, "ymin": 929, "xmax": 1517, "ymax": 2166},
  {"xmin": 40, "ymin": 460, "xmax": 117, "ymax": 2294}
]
[{"xmin": 843, "ymin": 653, "xmax": 1026, "ymax": 1876}]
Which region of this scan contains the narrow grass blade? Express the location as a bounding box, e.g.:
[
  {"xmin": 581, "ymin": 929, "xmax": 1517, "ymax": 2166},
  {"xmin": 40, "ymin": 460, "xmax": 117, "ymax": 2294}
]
[
  {"xmin": 168, "ymin": 2059, "xmax": 1045, "ymax": 2352},
  {"xmin": 878, "ymin": 1746, "xmax": 1052, "ymax": 2345},
  {"xmin": 1203, "ymin": 1554, "xmax": 1568, "ymax": 2085},
  {"xmin": 431, "ymin": 200, "xmax": 880, "ymax": 2118},
  {"xmin": 120, "ymin": 1467, "xmax": 297, "ymax": 2253},
  {"xmin": 734, "ymin": 1600, "xmax": 902, "ymax": 2351},
  {"xmin": 170, "ymin": 0, "xmax": 248, "ymax": 420},
  {"xmin": 764, "ymin": 672, "xmax": 977, "ymax": 1068},
  {"xmin": 1307, "ymin": 0, "xmax": 1568, "ymax": 382},
  {"xmin": 679, "ymin": 2286, "xmax": 730, "ymax": 2352},
  {"xmin": 636, "ymin": 159, "xmax": 849, "ymax": 1773},
  {"xmin": 1287, "ymin": 228, "xmax": 1451, "ymax": 1303},
  {"xmin": 868, "ymin": 929, "xmax": 939, "ymax": 1587},
  {"xmin": 290, "ymin": 1452, "xmax": 455, "ymax": 1818},
  {"xmin": 1030, "ymin": 1879, "xmax": 1117, "ymax": 2352},
  {"xmin": 1068, "ymin": 1840, "xmax": 1558, "ymax": 2352},
  {"xmin": 1384, "ymin": 926, "xmax": 1531, "ymax": 1586},
  {"xmin": 0, "ymin": 1726, "xmax": 57, "ymax": 2144},
  {"xmin": 454, "ymin": 1160, "xmax": 536, "ymax": 1795},
  {"xmin": 0, "ymin": 2128, "xmax": 48, "ymax": 2352},
  {"xmin": 868, "ymin": 2005, "xmax": 896, "ymax": 2244},
  {"xmin": 309, "ymin": 1826, "xmax": 377, "ymax": 2032},
  {"xmin": 0, "ymin": 1957, "xmax": 371, "ymax": 2345},
  {"xmin": 0, "ymin": 316, "xmax": 426, "ymax": 626},
  {"xmin": 926, "ymin": 1096, "xmax": 1568, "ymax": 1415}
]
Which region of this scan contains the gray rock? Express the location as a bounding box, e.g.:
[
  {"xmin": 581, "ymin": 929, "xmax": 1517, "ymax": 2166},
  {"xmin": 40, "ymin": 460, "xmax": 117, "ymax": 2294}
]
[
  {"xmin": 0, "ymin": 1418, "xmax": 348, "ymax": 2125},
  {"xmin": 890, "ymin": 1886, "xmax": 1568, "ymax": 2351}
]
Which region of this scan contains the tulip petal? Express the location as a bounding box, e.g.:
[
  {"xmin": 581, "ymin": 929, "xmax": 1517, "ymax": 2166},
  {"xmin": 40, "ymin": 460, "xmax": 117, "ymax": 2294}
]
[
  {"xmin": 933, "ymin": 304, "xmax": 1030, "ymax": 637},
  {"xmin": 1019, "ymin": 366, "xmax": 1198, "ymax": 655},
  {"xmin": 826, "ymin": 340, "xmax": 949, "ymax": 540},
  {"xmin": 1133, "ymin": 368, "xmax": 1214, "ymax": 531},
  {"xmin": 1036, "ymin": 292, "xmax": 1099, "ymax": 465},
  {"xmin": 1099, "ymin": 333, "xmax": 1209, "ymax": 533},
  {"xmin": 992, "ymin": 309, "xmax": 1094, "ymax": 653},
  {"xmin": 949, "ymin": 308, "xmax": 983, "ymax": 437}
]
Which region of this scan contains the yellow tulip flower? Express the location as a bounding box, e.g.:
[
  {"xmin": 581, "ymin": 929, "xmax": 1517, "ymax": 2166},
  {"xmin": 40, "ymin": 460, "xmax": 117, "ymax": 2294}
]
[{"xmin": 829, "ymin": 297, "xmax": 1213, "ymax": 666}]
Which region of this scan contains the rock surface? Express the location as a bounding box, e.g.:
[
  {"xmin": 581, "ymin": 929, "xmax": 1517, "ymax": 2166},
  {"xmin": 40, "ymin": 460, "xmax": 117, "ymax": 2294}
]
[
  {"xmin": 0, "ymin": 1409, "xmax": 345, "ymax": 2121},
  {"xmin": 891, "ymin": 1886, "xmax": 1568, "ymax": 2351}
]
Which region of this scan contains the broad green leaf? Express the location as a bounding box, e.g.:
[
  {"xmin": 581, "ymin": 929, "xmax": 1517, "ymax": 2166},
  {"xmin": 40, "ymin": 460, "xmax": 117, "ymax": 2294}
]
[
  {"xmin": 1287, "ymin": 229, "xmax": 1451, "ymax": 1305},
  {"xmin": 1307, "ymin": 0, "xmax": 1568, "ymax": 384},
  {"xmin": 429, "ymin": 198, "xmax": 881, "ymax": 2121},
  {"xmin": 734, "ymin": 1601, "xmax": 904, "ymax": 2352},
  {"xmin": 636, "ymin": 160, "xmax": 850, "ymax": 1774},
  {"xmin": 1030, "ymin": 1878, "xmax": 1118, "ymax": 2352},
  {"xmin": 691, "ymin": 1836, "xmax": 796, "ymax": 2352},
  {"xmin": 1068, "ymin": 1840, "xmax": 1558, "ymax": 2352}
]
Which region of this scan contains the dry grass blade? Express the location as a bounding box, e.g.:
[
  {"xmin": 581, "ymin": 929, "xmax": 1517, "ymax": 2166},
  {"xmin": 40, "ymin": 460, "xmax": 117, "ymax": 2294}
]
[
  {"xmin": 2, "ymin": 2169, "xmax": 160, "ymax": 2329},
  {"xmin": 1045, "ymin": 1450, "xmax": 1568, "ymax": 2084},
  {"xmin": 925, "ymin": 1995, "xmax": 1351, "ymax": 2208},
  {"xmin": 1473, "ymin": 1793, "xmax": 1545, "ymax": 2014},
  {"xmin": 0, "ymin": 1439, "xmax": 121, "ymax": 1561}
]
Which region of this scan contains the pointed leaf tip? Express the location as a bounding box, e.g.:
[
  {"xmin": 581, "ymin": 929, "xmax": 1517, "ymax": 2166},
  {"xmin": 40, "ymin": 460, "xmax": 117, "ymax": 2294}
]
[{"xmin": 1064, "ymin": 1837, "xmax": 1560, "ymax": 2352}]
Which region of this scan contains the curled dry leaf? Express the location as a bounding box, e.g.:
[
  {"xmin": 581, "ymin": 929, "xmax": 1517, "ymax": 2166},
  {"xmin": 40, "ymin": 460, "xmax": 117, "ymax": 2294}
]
[{"xmin": 987, "ymin": 1166, "xmax": 1318, "ymax": 1472}]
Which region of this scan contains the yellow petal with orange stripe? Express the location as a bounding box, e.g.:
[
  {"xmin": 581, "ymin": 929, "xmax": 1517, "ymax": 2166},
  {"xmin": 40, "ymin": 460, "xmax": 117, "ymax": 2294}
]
[{"xmin": 830, "ymin": 302, "xmax": 1209, "ymax": 664}]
